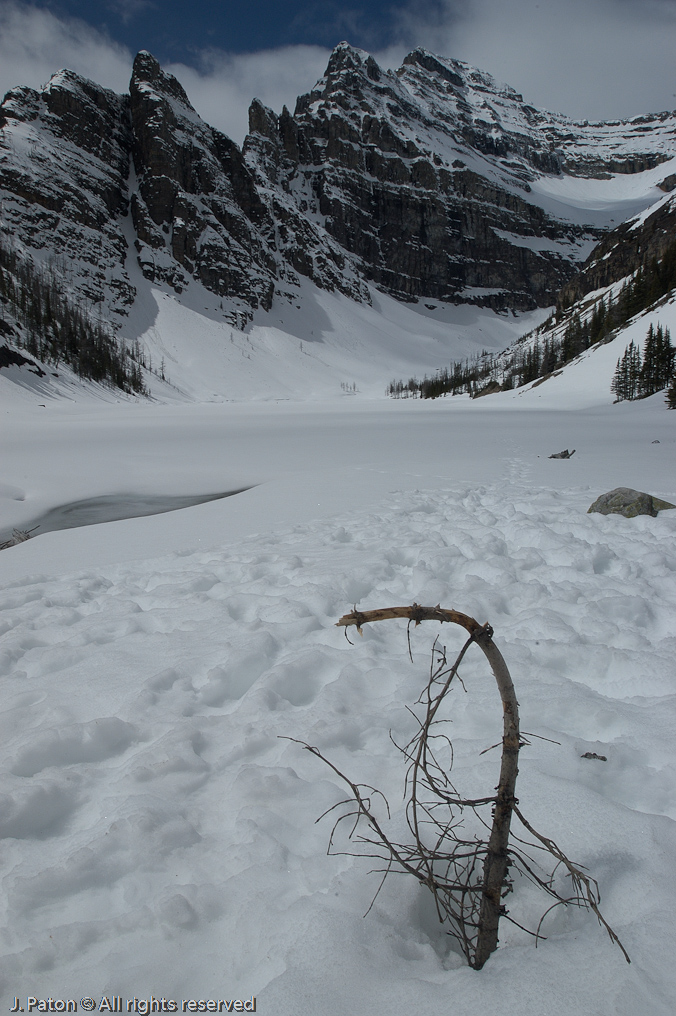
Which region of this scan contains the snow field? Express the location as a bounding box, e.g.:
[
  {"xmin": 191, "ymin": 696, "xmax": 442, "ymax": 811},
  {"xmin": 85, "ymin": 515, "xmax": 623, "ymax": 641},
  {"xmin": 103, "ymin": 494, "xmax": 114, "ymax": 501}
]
[
  {"xmin": 2, "ymin": 56, "xmax": 676, "ymax": 1016},
  {"xmin": 1, "ymin": 477, "xmax": 675, "ymax": 1014}
]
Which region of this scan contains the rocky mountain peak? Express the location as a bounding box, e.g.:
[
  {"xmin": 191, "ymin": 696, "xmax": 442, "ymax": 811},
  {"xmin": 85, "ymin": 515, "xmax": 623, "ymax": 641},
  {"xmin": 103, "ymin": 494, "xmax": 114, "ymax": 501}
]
[
  {"xmin": 324, "ymin": 41, "xmax": 378, "ymax": 81},
  {"xmin": 131, "ymin": 50, "xmax": 192, "ymax": 107},
  {"xmin": 248, "ymin": 97, "xmax": 279, "ymax": 142},
  {"xmin": 0, "ymin": 84, "xmax": 42, "ymax": 125},
  {"xmin": 41, "ymin": 69, "xmax": 130, "ymax": 168},
  {"xmin": 401, "ymin": 49, "xmax": 465, "ymax": 91},
  {"xmin": 296, "ymin": 43, "xmax": 393, "ymax": 115},
  {"xmin": 1, "ymin": 43, "xmax": 674, "ymax": 344},
  {"xmin": 128, "ymin": 51, "xmax": 279, "ymax": 315}
]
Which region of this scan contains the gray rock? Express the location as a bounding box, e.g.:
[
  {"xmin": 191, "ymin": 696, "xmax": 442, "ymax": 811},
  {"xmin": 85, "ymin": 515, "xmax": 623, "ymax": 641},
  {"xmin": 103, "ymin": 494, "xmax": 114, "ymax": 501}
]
[
  {"xmin": 549, "ymin": 448, "xmax": 575, "ymax": 458},
  {"xmin": 472, "ymin": 380, "xmax": 502, "ymax": 398},
  {"xmin": 653, "ymin": 496, "xmax": 676, "ymax": 511},
  {"xmin": 2, "ymin": 42, "xmax": 675, "ymax": 333},
  {"xmin": 587, "ymin": 487, "xmax": 676, "ymax": 518}
]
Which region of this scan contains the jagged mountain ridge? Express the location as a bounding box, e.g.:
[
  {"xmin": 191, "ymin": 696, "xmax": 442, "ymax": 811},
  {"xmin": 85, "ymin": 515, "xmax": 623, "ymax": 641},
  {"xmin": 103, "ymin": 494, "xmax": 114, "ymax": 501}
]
[
  {"xmin": 0, "ymin": 42, "xmax": 674, "ymax": 337},
  {"xmin": 249, "ymin": 45, "xmax": 673, "ymax": 309}
]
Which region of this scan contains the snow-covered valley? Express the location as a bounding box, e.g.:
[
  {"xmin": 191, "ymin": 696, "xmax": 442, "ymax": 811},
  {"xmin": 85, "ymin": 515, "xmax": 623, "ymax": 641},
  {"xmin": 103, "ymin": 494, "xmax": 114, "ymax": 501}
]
[
  {"xmin": 1, "ymin": 372, "xmax": 675, "ymax": 1014},
  {"xmin": 1, "ymin": 35, "xmax": 676, "ymax": 1015}
]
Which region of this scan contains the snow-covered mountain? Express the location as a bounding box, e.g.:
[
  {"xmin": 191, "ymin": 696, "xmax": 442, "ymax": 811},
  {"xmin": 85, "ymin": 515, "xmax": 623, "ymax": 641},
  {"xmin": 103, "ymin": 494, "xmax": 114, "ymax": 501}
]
[
  {"xmin": 1, "ymin": 47, "xmax": 676, "ymax": 1012},
  {"xmin": 2, "ymin": 44, "xmax": 675, "ymax": 318},
  {"xmin": 0, "ymin": 42, "xmax": 674, "ymax": 402}
]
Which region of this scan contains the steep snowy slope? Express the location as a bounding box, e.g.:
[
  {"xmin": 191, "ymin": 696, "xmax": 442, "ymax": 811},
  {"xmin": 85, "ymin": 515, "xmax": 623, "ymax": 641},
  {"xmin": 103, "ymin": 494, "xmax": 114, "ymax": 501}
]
[
  {"xmin": 558, "ymin": 189, "xmax": 676, "ymax": 305},
  {"xmin": 0, "ymin": 71, "xmax": 134, "ymax": 320},
  {"xmin": 472, "ymin": 185, "xmax": 676, "ymax": 406}
]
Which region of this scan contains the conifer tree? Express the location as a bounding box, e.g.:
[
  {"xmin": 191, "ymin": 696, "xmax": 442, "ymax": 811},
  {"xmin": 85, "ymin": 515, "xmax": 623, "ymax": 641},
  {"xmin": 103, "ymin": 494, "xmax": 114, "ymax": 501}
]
[
  {"xmin": 639, "ymin": 323, "xmax": 674, "ymax": 397},
  {"xmin": 611, "ymin": 340, "xmax": 642, "ymax": 401},
  {"xmin": 666, "ymin": 374, "xmax": 676, "ymax": 409}
]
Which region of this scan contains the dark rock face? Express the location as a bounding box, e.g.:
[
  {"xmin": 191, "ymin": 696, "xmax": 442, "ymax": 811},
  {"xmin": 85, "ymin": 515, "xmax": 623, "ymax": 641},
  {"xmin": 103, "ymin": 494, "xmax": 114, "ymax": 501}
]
[
  {"xmin": 244, "ymin": 45, "xmax": 675, "ymax": 310},
  {"xmin": 558, "ymin": 194, "xmax": 676, "ymax": 308},
  {"xmin": 242, "ymin": 98, "xmax": 367, "ymax": 302},
  {"xmin": 0, "ymin": 71, "xmax": 134, "ymax": 318},
  {"xmin": 0, "ymin": 43, "xmax": 674, "ymax": 331},
  {"xmin": 246, "ymin": 44, "xmax": 582, "ymax": 309},
  {"xmin": 129, "ymin": 51, "xmax": 276, "ymax": 314}
]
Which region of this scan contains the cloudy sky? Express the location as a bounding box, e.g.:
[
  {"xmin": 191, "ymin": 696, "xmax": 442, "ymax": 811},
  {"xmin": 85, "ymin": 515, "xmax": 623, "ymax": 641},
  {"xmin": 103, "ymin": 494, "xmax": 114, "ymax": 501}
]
[{"xmin": 0, "ymin": 0, "xmax": 675, "ymax": 143}]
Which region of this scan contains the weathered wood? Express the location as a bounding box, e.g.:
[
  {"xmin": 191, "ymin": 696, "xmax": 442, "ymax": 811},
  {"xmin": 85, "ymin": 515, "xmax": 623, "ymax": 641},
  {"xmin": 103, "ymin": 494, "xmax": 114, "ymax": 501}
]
[
  {"xmin": 336, "ymin": 604, "xmax": 520, "ymax": 969},
  {"xmin": 336, "ymin": 604, "xmax": 484, "ymax": 636}
]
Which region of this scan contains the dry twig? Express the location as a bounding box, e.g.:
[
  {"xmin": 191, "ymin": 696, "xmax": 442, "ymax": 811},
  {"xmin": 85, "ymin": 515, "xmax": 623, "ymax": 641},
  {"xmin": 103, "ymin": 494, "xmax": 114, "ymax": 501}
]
[{"xmin": 290, "ymin": 604, "xmax": 629, "ymax": 969}]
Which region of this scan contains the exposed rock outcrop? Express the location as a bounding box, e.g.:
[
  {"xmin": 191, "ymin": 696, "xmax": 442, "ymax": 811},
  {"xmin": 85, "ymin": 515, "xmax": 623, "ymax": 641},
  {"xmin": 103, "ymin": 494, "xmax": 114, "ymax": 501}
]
[
  {"xmin": 244, "ymin": 44, "xmax": 676, "ymax": 310},
  {"xmin": 245, "ymin": 45, "xmax": 580, "ymax": 309},
  {"xmin": 588, "ymin": 487, "xmax": 676, "ymax": 517},
  {"xmin": 0, "ymin": 70, "xmax": 134, "ymax": 318},
  {"xmin": 1, "ymin": 43, "xmax": 674, "ymax": 332},
  {"xmin": 129, "ymin": 51, "xmax": 276, "ymax": 316},
  {"xmin": 558, "ymin": 193, "xmax": 676, "ymax": 308}
]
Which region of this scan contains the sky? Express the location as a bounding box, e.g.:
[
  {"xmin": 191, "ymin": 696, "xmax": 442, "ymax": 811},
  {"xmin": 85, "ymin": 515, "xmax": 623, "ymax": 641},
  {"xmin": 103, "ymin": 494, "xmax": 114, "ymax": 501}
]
[{"xmin": 0, "ymin": 0, "xmax": 675, "ymax": 144}]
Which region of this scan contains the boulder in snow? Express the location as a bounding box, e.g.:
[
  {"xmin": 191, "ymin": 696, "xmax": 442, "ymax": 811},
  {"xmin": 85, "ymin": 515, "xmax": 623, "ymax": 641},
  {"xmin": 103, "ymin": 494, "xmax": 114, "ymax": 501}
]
[{"xmin": 587, "ymin": 487, "xmax": 676, "ymax": 518}]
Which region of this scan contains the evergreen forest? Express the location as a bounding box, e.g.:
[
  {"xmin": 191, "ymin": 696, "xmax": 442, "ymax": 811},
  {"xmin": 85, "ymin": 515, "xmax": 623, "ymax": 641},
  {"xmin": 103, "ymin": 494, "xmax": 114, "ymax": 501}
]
[
  {"xmin": 388, "ymin": 237, "xmax": 676, "ymax": 404},
  {"xmin": 0, "ymin": 238, "xmax": 147, "ymax": 394}
]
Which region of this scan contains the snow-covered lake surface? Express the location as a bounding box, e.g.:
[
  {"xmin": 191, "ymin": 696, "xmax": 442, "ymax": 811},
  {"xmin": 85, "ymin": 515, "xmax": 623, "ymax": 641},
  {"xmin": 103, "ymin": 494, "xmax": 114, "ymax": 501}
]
[{"xmin": 1, "ymin": 374, "xmax": 675, "ymax": 1013}]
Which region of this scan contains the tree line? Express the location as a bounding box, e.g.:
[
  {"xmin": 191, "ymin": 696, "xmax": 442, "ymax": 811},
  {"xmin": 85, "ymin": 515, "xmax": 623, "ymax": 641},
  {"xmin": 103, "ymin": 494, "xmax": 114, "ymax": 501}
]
[
  {"xmin": 0, "ymin": 238, "xmax": 147, "ymax": 394},
  {"xmin": 388, "ymin": 236, "xmax": 676, "ymax": 402}
]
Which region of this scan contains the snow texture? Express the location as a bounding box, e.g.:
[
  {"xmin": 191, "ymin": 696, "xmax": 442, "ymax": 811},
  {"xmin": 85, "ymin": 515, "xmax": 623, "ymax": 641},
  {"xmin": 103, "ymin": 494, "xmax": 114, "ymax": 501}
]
[
  {"xmin": 2, "ymin": 43, "xmax": 676, "ymax": 1013},
  {"xmin": 0, "ymin": 372, "xmax": 675, "ymax": 1013}
]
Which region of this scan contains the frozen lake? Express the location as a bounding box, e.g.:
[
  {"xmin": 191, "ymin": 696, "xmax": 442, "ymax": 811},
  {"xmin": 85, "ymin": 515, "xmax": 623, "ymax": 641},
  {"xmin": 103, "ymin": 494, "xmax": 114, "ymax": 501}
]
[
  {"xmin": 0, "ymin": 391, "xmax": 675, "ymax": 1014},
  {"xmin": 0, "ymin": 395, "xmax": 673, "ymax": 585}
]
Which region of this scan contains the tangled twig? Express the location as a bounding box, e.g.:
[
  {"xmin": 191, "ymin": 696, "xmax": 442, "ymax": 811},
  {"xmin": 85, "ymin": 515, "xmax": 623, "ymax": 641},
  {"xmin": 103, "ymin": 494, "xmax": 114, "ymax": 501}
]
[{"xmin": 287, "ymin": 604, "xmax": 629, "ymax": 970}]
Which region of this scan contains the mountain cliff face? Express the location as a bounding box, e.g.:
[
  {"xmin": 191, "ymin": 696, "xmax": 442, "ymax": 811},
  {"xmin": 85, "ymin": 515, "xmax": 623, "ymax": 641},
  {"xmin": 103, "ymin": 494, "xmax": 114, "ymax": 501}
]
[
  {"xmin": 0, "ymin": 43, "xmax": 674, "ymax": 333},
  {"xmin": 129, "ymin": 50, "xmax": 276, "ymax": 314},
  {"xmin": 246, "ymin": 47, "xmax": 604, "ymax": 309},
  {"xmin": 558, "ymin": 191, "xmax": 676, "ymax": 308},
  {"xmin": 0, "ymin": 70, "xmax": 134, "ymax": 320}
]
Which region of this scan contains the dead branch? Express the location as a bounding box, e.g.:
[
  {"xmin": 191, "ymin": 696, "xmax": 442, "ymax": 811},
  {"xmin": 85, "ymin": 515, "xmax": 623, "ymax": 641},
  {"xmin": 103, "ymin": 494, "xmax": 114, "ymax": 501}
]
[
  {"xmin": 290, "ymin": 603, "xmax": 632, "ymax": 969},
  {"xmin": 512, "ymin": 804, "xmax": 631, "ymax": 964},
  {"xmin": 336, "ymin": 604, "xmax": 520, "ymax": 968}
]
